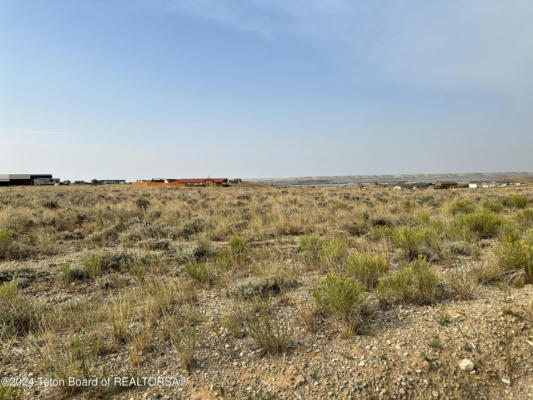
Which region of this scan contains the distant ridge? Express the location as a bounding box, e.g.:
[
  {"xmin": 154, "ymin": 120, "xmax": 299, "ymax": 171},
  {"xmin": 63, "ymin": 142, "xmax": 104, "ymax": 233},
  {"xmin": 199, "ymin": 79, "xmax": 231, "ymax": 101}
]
[{"xmin": 253, "ymin": 172, "xmax": 533, "ymax": 186}]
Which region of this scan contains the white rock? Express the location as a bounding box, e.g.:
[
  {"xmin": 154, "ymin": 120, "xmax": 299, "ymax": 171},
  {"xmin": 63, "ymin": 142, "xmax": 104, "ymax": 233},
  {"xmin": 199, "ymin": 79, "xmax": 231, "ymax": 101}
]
[{"xmin": 458, "ymin": 359, "xmax": 474, "ymax": 372}]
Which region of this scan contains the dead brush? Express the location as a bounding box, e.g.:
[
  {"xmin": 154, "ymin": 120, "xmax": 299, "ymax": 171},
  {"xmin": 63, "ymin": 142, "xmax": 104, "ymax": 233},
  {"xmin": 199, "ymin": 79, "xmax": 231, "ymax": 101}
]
[
  {"xmin": 245, "ymin": 312, "xmax": 292, "ymax": 354},
  {"xmin": 0, "ymin": 282, "xmax": 40, "ymax": 338},
  {"xmin": 172, "ymin": 328, "xmax": 199, "ymax": 371},
  {"xmin": 222, "ymin": 310, "xmax": 246, "ymax": 338},
  {"xmin": 110, "ymin": 294, "xmax": 133, "ymax": 343},
  {"xmin": 141, "ymin": 277, "xmax": 196, "ymax": 325},
  {"xmin": 32, "ymin": 330, "xmax": 106, "ymax": 396},
  {"xmin": 128, "ymin": 330, "xmax": 155, "ymax": 367},
  {"xmin": 298, "ymin": 304, "xmax": 320, "ymax": 333},
  {"xmin": 42, "ymin": 299, "xmax": 105, "ymax": 334},
  {"xmin": 447, "ymin": 267, "xmax": 477, "ymax": 300}
]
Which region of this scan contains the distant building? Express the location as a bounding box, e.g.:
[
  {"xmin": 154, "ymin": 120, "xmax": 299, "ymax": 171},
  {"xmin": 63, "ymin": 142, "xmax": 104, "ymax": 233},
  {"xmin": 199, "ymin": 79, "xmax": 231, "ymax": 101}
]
[
  {"xmin": 468, "ymin": 183, "xmax": 478, "ymax": 189},
  {"xmin": 133, "ymin": 178, "xmax": 229, "ymax": 187},
  {"xmin": 33, "ymin": 178, "xmax": 60, "ymax": 186},
  {"xmin": 91, "ymin": 179, "xmax": 126, "ymax": 185},
  {"xmin": 8, "ymin": 174, "xmax": 31, "ymax": 186},
  {"xmin": 0, "ymin": 174, "xmax": 9, "ymax": 186},
  {"xmin": 0, "ymin": 174, "xmax": 58, "ymax": 186}
]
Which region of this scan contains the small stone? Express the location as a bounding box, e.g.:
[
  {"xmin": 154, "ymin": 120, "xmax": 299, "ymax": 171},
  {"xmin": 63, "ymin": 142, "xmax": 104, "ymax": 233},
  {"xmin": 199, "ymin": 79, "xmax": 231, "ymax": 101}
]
[
  {"xmin": 501, "ymin": 377, "xmax": 511, "ymax": 385},
  {"xmin": 294, "ymin": 376, "xmax": 305, "ymax": 387},
  {"xmin": 458, "ymin": 359, "xmax": 474, "ymax": 372}
]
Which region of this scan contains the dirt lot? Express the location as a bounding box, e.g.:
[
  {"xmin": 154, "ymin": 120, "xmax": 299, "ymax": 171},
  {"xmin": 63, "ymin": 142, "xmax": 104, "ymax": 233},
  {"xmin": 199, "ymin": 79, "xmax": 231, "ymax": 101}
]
[{"xmin": 0, "ymin": 184, "xmax": 532, "ymax": 399}]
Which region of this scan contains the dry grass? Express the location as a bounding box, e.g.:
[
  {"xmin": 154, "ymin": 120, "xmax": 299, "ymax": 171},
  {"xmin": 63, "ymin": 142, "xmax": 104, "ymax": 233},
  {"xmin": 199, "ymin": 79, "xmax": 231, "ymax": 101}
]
[{"xmin": 0, "ymin": 184, "xmax": 531, "ymax": 398}]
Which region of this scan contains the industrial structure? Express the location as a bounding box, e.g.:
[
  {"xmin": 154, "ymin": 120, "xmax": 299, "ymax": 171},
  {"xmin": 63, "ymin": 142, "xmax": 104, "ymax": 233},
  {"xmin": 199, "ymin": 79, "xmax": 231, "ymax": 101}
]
[
  {"xmin": 91, "ymin": 179, "xmax": 126, "ymax": 185},
  {"xmin": 0, "ymin": 174, "xmax": 60, "ymax": 186},
  {"xmin": 133, "ymin": 178, "xmax": 229, "ymax": 187}
]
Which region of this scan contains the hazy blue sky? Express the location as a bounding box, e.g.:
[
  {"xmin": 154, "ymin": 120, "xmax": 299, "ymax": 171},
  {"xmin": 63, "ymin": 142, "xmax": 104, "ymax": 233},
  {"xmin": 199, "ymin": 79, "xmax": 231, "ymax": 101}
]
[{"xmin": 1, "ymin": 0, "xmax": 532, "ymax": 180}]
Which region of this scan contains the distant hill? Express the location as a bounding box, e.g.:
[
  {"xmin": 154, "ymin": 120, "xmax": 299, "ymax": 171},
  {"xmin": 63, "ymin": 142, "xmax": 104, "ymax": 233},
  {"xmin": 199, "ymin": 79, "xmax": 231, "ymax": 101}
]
[{"xmin": 253, "ymin": 172, "xmax": 533, "ymax": 186}]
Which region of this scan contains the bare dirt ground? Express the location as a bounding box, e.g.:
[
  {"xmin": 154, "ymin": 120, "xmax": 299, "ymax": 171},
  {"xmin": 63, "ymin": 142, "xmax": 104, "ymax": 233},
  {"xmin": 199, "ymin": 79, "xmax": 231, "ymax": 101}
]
[{"xmin": 0, "ymin": 184, "xmax": 532, "ymax": 399}]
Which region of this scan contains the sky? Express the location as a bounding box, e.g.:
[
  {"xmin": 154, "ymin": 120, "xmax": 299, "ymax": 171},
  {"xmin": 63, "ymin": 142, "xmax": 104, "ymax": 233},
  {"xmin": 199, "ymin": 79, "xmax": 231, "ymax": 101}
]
[{"xmin": 1, "ymin": 0, "xmax": 532, "ymax": 181}]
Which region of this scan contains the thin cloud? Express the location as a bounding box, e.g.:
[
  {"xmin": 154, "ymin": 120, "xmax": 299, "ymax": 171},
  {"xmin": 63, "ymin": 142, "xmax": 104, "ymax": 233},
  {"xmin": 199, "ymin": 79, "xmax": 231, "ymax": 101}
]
[
  {"xmin": 162, "ymin": 0, "xmax": 533, "ymax": 94},
  {"xmin": 4, "ymin": 129, "xmax": 74, "ymax": 136}
]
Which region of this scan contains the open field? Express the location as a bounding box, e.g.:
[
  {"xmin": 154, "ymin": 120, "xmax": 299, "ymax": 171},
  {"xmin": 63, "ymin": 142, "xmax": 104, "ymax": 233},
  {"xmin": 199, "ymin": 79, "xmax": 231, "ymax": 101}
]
[{"xmin": 1, "ymin": 184, "xmax": 532, "ymax": 400}]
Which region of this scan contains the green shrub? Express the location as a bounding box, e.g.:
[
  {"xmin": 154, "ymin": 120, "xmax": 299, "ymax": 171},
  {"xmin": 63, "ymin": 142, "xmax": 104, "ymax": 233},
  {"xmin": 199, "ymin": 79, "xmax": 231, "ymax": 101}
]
[
  {"xmin": 213, "ymin": 236, "xmax": 248, "ymax": 270},
  {"xmin": 459, "ymin": 212, "xmax": 504, "ymax": 239},
  {"xmin": 346, "ymin": 254, "xmax": 388, "ymax": 288},
  {"xmin": 378, "ymin": 258, "xmax": 441, "ymax": 305},
  {"xmin": 0, "ymin": 229, "xmax": 33, "ymax": 260},
  {"xmin": 392, "ymin": 227, "xmax": 425, "ymax": 260},
  {"xmin": 300, "ymin": 236, "xmax": 349, "ymax": 271},
  {"xmin": 300, "ymin": 235, "xmax": 321, "ymax": 267},
  {"xmin": 494, "ymin": 239, "xmax": 533, "ymax": 283},
  {"xmin": 245, "ymin": 314, "xmax": 292, "ymax": 354},
  {"xmin": 80, "ymin": 251, "xmax": 136, "ymax": 277},
  {"xmin": 517, "ymin": 209, "xmax": 533, "ymax": 228},
  {"xmin": 313, "ymin": 275, "xmax": 367, "ymax": 322},
  {"xmin": 449, "ymin": 200, "xmax": 475, "ymax": 215},
  {"xmin": 0, "ymin": 229, "xmax": 15, "ymax": 259},
  {"xmin": 444, "ymin": 221, "xmax": 478, "ymax": 243},
  {"xmin": 229, "ymin": 235, "xmax": 247, "ymax": 265},
  {"xmin": 332, "ymin": 200, "xmax": 348, "ymax": 210},
  {"xmin": 319, "ymin": 236, "xmax": 348, "ymax": 271},
  {"xmin": 0, "ymin": 385, "xmax": 22, "ymax": 400},
  {"xmin": 172, "ymin": 328, "xmax": 198, "ymax": 370},
  {"xmin": 504, "ymin": 195, "xmax": 529, "ymax": 209},
  {"xmin": 371, "ymin": 226, "xmax": 395, "ymax": 241},
  {"xmin": 410, "ymin": 211, "xmax": 430, "ymax": 226},
  {"xmin": 222, "ymin": 312, "xmax": 246, "ymax": 338},
  {"xmin": 0, "ymin": 281, "xmax": 18, "ymax": 301},
  {"xmin": 0, "ymin": 282, "xmax": 39, "ymax": 337},
  {"xmin": 59, "ymin": 263, "xmax": 89, "ymax": 284},
  {"xmin": 499, "ymin": 222, "xmax": 521, "ymax": 242},
  {"xmin": 483, "ymin": 199, "xmax": 503, "ymax": 213},
  {"xmin": 81, "ymin": 253, "xmax": 104, "ymax": 278},
  {"xmin": 184, "ymin": 261, "xmax": 217, "ymax": 284}
]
